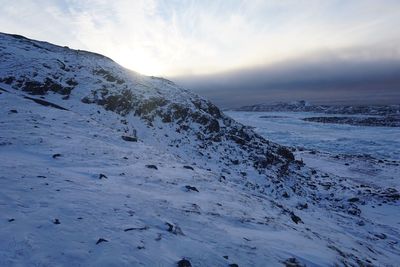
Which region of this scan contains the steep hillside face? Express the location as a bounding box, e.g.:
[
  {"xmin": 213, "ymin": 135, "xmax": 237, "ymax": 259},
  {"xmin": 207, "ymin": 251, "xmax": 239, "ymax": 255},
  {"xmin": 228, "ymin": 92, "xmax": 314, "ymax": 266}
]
[
  {"xmin": 0, "ymin": 33, "xmax": 293, "ymax": 181},
  {"xmin": 1, "ymin": 33, "xmax": 399, "ymax": 266}
]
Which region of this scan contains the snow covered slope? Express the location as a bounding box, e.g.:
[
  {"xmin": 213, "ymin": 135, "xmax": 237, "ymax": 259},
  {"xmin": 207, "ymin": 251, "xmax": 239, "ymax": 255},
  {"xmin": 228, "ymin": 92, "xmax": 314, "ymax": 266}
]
[{"xmin": 1, "ymin": 32, "xmax": 399, "ymax": 266}]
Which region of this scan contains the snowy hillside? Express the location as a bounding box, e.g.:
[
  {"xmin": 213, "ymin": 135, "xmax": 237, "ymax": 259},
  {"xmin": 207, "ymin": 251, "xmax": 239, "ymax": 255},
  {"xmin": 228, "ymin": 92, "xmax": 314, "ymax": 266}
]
[{"xmin": 1, "ymin": 33, "xmax": 399, "ymax": 266}]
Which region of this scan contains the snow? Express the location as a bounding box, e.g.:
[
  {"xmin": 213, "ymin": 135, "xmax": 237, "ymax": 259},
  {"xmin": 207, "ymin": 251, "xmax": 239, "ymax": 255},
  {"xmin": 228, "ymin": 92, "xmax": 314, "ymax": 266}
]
[
  {"xmin": 226, "ymin": 111, "xmax": 400, "ymax": 160},
  {"xmin": 1, "ymin": 32, "xmax": 400, "ymax": 266}
]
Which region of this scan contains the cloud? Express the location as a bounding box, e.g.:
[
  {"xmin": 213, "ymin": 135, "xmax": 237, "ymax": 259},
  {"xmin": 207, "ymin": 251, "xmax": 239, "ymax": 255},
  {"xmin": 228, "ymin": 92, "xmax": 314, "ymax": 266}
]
[
  {"xmin": 1, "ymin": 0, "xmax": 400, "ymax": 76},
  {"xmin": 173, "ymin": 48, "xmax": 400, "ymax": 108}
]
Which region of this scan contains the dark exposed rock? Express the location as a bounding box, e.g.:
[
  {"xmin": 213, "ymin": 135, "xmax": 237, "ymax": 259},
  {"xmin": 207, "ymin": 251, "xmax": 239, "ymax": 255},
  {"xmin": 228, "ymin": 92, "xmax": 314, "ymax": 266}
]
[
  {"xmin": 96, "ymin": 238, "xmax": 108, "ymax": 245},
  {"xmin": 65, "ymin": 78, "xmax": 78, "ymax": 86},
  {"xmin": 177, "ymin": 259, "xmax": 192, "ymax": 267},
  {"xmin": 99, "ymin": 173, "xmax": 108, "ymax": 179},
  {"xmin": 290, "ymin": 212, "xmax": 302, "ymax": 224},
  {"xmin": 165, "ymin": 222, "xmax": 184, "ymax": 235},
  {"xmin": 378, "ymin": 187, "xmax": 399, "ymax": 201},
  {"xmin": 283, "ymin": 257, "xmax": 305, "ymax": 267},
  {"xmin": 374, "ymin": 233, "xmax": 387, "ymax": 239},
  {"xmin": 121, "ymin": 135, "xmax": 137, "ymax": 142},
  {"xmin": 0, "ymin": 76, "xmax": 15, "ymax": 84},
  {"xmin": 183, "ymin": 165, "xmax": 194, "ymax": 170},
  {"xmin": 52, "ymin": 153, "xmax": 62, "ymax": 159},
  {"xmin": 166, "ymin": 222, "xmax": 173, "ymax": 232},
  {"xmin": 82, "ymin": 89, "xmax": 135, "ymax": 116},
  {"xmin": 21, "ymin": 78, "xmax": 74, "ymax": 96},
  {"xmin": 53, "ymin": 219, "xmax": 60, "ymax": 224},
  {"xmin": 347, "ymin": 204, "xmax": 361, "ymax": 216},
  {"xmin": 24, "ymin": 96, "xmax": 68, "ymax": 110},
  {"xmin": 277, "ymin": 147, "xmax": 295, "ymax": 161},
  {"xmin": 146, "ymin": 165, "xmax": 158, "ymax": 170},
  {"xmin": 348, "ymin": 197, "xmax": 359, "ymax": 203},
  {"xmin": 185, "ymin": 185, "xmax": 199, "ymax": 192},
  {"xmin": 93, "ymin": 68, "xmax": 125, "ymax": 84},
  {"xmin": 9, "ymin": 109, "xmax": 18, "ymax": 113},
  {"xmin": 296, "ymin": 203, "xmax": 308, "ymax": 210},
  {"xmin": 124, "ymin": 226, "xmax": 148, "ymax": 231},
  {"xmin": 229, "ymin": 264, "xmax": 239, "ymax": 267},
  {"xmin": 8, "ymin": 218, "xmax": 15, "ymax": 222}
]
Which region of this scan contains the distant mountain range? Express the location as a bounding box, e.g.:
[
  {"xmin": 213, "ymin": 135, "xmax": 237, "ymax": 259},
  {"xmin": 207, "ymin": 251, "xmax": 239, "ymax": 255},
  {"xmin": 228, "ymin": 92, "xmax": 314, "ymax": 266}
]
[{"xmin": 235, "ymin": 100, "xmax": 400, "ymax": 116}]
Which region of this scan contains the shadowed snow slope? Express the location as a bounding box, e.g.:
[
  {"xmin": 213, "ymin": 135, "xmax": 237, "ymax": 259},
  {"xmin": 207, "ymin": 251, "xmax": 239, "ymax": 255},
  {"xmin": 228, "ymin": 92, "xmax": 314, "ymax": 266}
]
[{"xmin": 0, "ymin": 33, "xmax": 399, "ymax": 266}]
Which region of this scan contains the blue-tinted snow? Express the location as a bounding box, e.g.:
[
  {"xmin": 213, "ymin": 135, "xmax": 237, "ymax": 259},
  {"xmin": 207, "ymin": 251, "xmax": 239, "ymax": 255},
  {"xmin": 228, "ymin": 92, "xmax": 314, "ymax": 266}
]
[{"xmin": 227, "ymin": 111, "xmax": 400, "ymax": 160}]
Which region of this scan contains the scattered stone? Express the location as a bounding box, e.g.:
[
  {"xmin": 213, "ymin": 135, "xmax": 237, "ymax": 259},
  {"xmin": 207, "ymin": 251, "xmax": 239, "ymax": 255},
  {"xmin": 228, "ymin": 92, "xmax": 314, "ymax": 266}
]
[
  {"xmin": 347, "ymin": 204, "xmax": 361, "ymax": 216},
  {"xmin": 229, "ymin": 264, "xmax": 239, "ymax": 267},
  {"xmin": 99, "ymin": 173, "xmax": 108, "ymax": 179},
  {"xmin": 146, "ymin": 165, "xmax": 158, "ymax": 170},
  {"xmin": 124, "ymin": 226, "xmax": 148, "ymax": 232},
  {"xmin": 9, "ymin": 109, "xmax": 18, "ymax": 113},
  {"xmin": 183, "ymin": 165, "xmax": 194, "ymax": 170},
  {"xmin": 96, "ymin": 238, "xmax": 108, "ymax": 245},
  {"xmin": 177, "ymin": 259, "xmax": 192, "ymax": 267},
  {"xmin": 296, "ymin": 203, "xmax": 308, "ymax": 210},
  {"xmin": 52, "ymin": 153, "xmax": 62, "ymax": 159},
  {"xmin": 348, "ymin": 197, "xmax": 359, "ymax": 202},
  {"xmin": 166, "ymin": 222, "xmax": 174, "ymax": 232},
  {"xmin": 357, "ymin": 220, "xmax": 365, "ymax": 226},
  {"xmin": 283, "ymin": 257, "xmax": 305, "ymax": 267},
  {"xmin": 8, "ymin": 218, "xmax": 15, "ymax": 222},
  {"xmin": 374, "ymin": 233, "xmax": 387, "ymax": 239},
  {"xmin": 121, "ymin": 135, "xmax": 137, "ymax": 142},
  {"xmin": 223, "ymin": 255, "xmax": 229, "ymax": 259},
  {"xmin": 53, "ymin": 219, "xmax": 60, "ymax": 225},
  {"xmin": 185, "ymin": 185, "xmax": 199, "ymax": 192},
  {"xmin": 166, "ymin": 222, "xmax": 184, "ymax": 235},
  {"xmin": 290, "ymin": 212, "xmax": 302, "ymax": 224},
  {"xmin": 24, "ymin": 96, "xmax": 69, "ymax": 110}
]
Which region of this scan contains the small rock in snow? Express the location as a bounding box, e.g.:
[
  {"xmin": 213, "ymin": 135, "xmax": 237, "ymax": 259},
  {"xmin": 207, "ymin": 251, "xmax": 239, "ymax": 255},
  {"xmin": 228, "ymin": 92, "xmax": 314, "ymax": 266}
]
[
  {"xmin": 348, "ymin": 197, "xmax": 359, "ymax": 202},
  {"xmin": 96, "ymin": 238, "xmax": 108, "ymax": 245},
  {"xmin": 99, "ymin": 173, "xmax": 108, "ymax": 179},
  {"xmin": 166, "ymin": 222, "xmax": 184, "ymax": 235},
  {"xmin": 290, "ymin": 213, "xmax": 302, "ymax": 224},
  {"xmin": 146, "ymin": 165, "xmax": 158, "ymax": 170},
  {"xmin": 185, "ymin": 185, "xmax": 199, "ymax": 192},
  {"xmin": 183, "ymin": 165, "xmax": 194, "ymax": 170},
  {"xmin": 53, "ymin": 219, "xmax": 60, "ymax": 224},
  {"xmin": 52, "ymin": 153, "xmax": 62, "ymax": 159},
  {"xmin": 121, "ymin": 135, "xmax": 137, "ymax": 142},
  {"xmin": 283, "ymin": 257, "xmax": 305, "ymax": 267},
  {"xmin": 177, "ymin": 259, "xmax": 192, "ymax": 267}
]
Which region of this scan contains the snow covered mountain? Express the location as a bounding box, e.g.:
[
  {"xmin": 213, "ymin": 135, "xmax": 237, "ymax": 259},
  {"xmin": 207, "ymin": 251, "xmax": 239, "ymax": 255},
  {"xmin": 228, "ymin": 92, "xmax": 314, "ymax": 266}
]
[{"xmin": 1, "ymin": 32, "xmax": 399, "ymax": 266}]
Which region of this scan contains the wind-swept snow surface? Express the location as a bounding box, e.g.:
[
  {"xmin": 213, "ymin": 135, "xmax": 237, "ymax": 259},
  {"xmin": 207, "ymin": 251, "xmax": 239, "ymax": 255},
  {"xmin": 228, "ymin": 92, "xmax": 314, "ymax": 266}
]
[{"xmin": 0, "ymin": 33, "xmax": 399, "ymax": 266}]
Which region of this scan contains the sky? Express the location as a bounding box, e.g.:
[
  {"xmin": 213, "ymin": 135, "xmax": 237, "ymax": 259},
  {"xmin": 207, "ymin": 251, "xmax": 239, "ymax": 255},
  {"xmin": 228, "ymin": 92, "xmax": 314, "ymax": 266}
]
[{"xmin": 1, "ymin": 0, "xmax": 400, "ymax": 107}]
